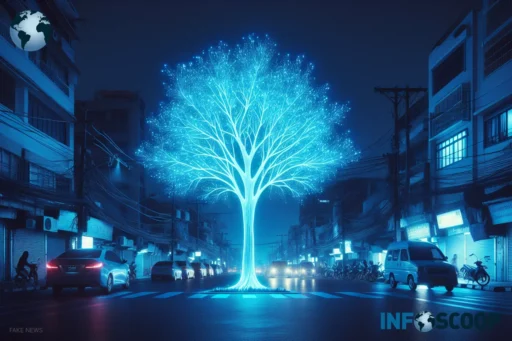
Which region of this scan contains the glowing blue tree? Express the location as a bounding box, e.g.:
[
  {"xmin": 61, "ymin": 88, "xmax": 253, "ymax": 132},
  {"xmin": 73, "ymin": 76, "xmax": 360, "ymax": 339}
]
[{"xmin": 139, "ymin": 35, "xmax": 358, "ymax": 290}]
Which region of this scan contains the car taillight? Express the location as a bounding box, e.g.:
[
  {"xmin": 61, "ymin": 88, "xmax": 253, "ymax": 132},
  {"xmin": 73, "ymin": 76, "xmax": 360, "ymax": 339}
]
[
  {"xmin": 46, "ymin": 263, "xmax": 58, "ymax": 269},
  {"xmin": 85, "ymin": 262, "xmax": 103, "ymax": 269}
]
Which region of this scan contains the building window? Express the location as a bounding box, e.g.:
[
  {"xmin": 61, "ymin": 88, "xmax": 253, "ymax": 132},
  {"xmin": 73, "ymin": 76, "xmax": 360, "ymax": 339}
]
[
  {"xmin": 485, "ymin": 109, "xmax": 512, "ymax": 146},
  {"xmin": 0, "ymin": 148, "xmax": 20, "ymax": 180},
  {"xmin": 56, "ymin": 175, "xmax": 72, "ymax": 193},
  {"xmin": 436, "ymin": 130, "xmax": 468, "ymax": 169},
  {"xmin": 432, "ymin": 44, "xmax": 465, "ymax": 95},
  {"xmin": 28, "ymin": 94, "xmax": 69, "ymax": 145},
  {"xmin": 0, "ymin": 67, "xmax": 16, "ymax": 111},
  {"xmin": 486, "ymin": 0, "xmax": 512, "ymax": 36},
  {"xmin": 484, "ymin": 23, "xmax": 512, "ymax": 76},
  {"xmin": 29, "ymin": 164, "xmax": 56, "ymax": 190}
]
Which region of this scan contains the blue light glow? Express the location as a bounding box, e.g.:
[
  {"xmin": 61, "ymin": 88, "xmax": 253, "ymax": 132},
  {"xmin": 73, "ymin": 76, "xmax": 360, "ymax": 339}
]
[{"xmin": 139, "ymin": 35, "xmax": 358, "ymax": 290}]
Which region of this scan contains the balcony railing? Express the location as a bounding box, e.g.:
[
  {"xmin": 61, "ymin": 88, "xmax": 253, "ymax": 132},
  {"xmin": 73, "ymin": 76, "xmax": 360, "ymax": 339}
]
[
  {"xmin": 431, "ymin": 83, "xmax": 470, "ymax": 137},
  {"xmin": 31, "ymin": 58, "xmax": 70, "ymax": 96}
]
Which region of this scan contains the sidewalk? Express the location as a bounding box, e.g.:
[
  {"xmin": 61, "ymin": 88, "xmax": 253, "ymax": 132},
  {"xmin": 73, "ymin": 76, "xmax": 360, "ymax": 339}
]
[{"xmin": 457, "ymin": 280, "xmax": 512, "ymax": 292}]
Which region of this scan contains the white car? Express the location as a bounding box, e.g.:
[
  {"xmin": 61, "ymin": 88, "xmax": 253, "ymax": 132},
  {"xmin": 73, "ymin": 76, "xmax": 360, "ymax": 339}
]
[
  {"xmin": 175, "ymin": 261, "xmax": 195, "ymax": 279},
  {"xmin": 151, "ymin": 261, "xmax": 182, "ymax": 281}
]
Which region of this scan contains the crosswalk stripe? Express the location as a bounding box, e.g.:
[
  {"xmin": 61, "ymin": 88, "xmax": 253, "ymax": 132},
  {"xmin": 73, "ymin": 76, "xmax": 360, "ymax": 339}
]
[
  {"xmin": 212, "ymin": 294, "xmax": 230, "ymax": 299},
  {"xmin": 337, "ymin": 292, "xmax": 383, "ymax": 299},
  {"xmin": 189, "ymin": 294, "xmax": 208, "ymax": 299},
  {"xmin": 287, "ymin": 294, "xmax": 308, "ymax": 299},
  {"xmin": 99, "ymin": 291, "xmax": 132, "ymax": 298},
  {"xmin": 310, "ymin": 292, "xmax": 341, "ymax": 299},
  {"xmin": 270, "ymin": 294, "xmax": 286, "ymax": 299},
  {"xmin": 243, "ymin": 295, "xmax": 257, "ymax": 299},
  {"xmin": 121, "ymin": 291, "xmax": 158, "ymax": 299},
  {"xmin": 369, "ymin": 292, "xmax": 512, "ymax": 315},
  {"xmin": 439, "ymin": 298, "xmax": 512, "ymax": 309},
  {"xmin": 154, "ymin": 292, "xmax": 182, "ymax": 299},
  {"xmin": 454, "ymin": 296, "xmax": 512, "ymax": 305}
]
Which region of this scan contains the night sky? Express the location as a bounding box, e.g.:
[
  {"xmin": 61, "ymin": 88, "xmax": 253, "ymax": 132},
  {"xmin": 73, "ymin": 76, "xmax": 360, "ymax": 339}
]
[{"xmin": 74, "ymin": 0, "xmax": 477, "ymax": 258}]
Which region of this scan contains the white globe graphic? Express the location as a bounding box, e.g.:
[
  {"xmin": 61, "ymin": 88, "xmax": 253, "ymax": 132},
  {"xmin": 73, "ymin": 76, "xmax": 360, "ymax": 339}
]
[
  {"xmin": 414, "ymin": 311, "xmax": 435, "ymax": 332},
  {"xmin": 10, "ymin": 10, "xmax": 52, "ymax": 52}
]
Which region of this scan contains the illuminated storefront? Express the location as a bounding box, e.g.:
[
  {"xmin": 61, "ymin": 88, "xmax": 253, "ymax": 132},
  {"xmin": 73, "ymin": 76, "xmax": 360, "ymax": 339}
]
[
  {"xmin": 435, "ymin": 209, "xmax": 496, "ymax": 280},
  {"xmin": 406, "ymin": 223, "xmax": 431, "ymax": 242}
]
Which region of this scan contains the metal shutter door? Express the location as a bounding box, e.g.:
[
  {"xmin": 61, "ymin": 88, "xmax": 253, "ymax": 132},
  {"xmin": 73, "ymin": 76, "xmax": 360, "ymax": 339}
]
[
  {"xmin": 465, "ymin": 234, "xmax": 495, "ymax": 281},
  {"xmin": 12, "ymin": 229, "xmax": 45, "ymax": 281},
  {"xmin": 508, "ymin": 226, "xmax": 512, "ymax": 281},
  {"xmin": 46, "ymin": 234, "xmax": 66, "ymax": 262},
  {"xmin": 445, "ymin": 234, "xmax": 465, "ymax": 271}
]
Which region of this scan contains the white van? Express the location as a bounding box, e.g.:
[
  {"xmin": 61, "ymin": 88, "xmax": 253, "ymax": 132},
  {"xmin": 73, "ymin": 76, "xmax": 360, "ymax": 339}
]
[{"xmin": 384, "ymin": 241, "xmax": 458, "ymax": 292}]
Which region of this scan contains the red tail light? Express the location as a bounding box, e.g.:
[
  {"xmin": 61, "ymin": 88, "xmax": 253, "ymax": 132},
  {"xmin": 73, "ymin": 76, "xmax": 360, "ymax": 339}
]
[
  {"xmin": 46, "ymin": 263, "xmax": 58, "ymax": 269},
  {"xmin": 85, "ymin": 262, "xmax": 103, "ymax": 269}
]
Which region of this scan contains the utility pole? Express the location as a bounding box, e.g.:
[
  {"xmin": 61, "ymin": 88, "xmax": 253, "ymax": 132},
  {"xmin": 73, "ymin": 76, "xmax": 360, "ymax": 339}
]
[
  {"xmin": 374, "ymin": 87, "xmax": 427, "ymax": 242},
  {"xmin": 277, "ymin": 234, "xmax": 287, "ymax": 260},
  {"xmin": 76, "ymin": 109, "xmax": 89, "ymax": 249},
  {"xmin": 170, "ymin": 183, "xmax": 176, "ymax": 262}
]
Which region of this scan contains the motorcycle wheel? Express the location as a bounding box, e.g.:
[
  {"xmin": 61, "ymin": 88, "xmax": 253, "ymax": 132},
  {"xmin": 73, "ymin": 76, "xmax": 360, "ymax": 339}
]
[{"xmin": 476, "ymin": 272, "xmax": 490, "ymax": 287}]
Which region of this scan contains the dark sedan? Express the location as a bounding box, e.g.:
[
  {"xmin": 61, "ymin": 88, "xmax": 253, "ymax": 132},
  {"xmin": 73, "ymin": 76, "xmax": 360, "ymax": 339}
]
[
  {"xmin": 299, "ymin": 262, "xmax": 316, "ymax": 278},
  {"xmin": 46, "ymin": 248, "xmax": 129, "ymax": 296}
]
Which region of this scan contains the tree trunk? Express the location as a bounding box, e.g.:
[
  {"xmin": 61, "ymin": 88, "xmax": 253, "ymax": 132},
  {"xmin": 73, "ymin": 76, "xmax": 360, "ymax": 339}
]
[{"xmin": 229, "ymin": 195, "xmax": 265, "ymax": 290}]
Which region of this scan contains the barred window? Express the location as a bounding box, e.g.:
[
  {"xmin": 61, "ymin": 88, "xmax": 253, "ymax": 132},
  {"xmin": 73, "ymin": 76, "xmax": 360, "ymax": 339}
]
[
  {"xmin": 485, "ymin": 109, "xmax": 512, "ymax": 146},
  {"xmin": 29, "ymin": 164, "xmax": 56, "ymax": 190},
  {"xmin": 436, "ymin": 130, "xmax": 468, "ymax": 169},
  {"xmin": 0, "ymin": 67, "xmax": 16, "ymax": 111},
  {"xmin": 0, "ymin": 149, "xmax": 20, "ymax": 180},
  {"xmin": 28, "ymin": 94, "xmax": 69, "ymax": 146}
]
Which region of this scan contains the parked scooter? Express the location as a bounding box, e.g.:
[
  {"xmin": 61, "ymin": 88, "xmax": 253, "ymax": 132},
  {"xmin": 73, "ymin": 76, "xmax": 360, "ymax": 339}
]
[
  {"xmin": 460, "ymin": 253, "xmax": 491, "ymax": 288},
  {"xmin": 129, "ymin": 261, "xmax": 137, "ymax": 281},
  {"xmin": 13, "ymin": 260, "xmax": 39, "ymax": 290}
]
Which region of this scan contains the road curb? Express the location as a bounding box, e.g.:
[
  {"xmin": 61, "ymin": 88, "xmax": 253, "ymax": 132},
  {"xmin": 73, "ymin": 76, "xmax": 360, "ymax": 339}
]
[{"xmin": 457, "ymin": 283, "xmax": 512, "ymax": 292}]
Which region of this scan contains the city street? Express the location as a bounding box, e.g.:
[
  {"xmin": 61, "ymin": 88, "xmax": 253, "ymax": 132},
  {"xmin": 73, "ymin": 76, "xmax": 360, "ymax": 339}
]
[{"xmin": 1, "ymin": 274, "xmax": 511, "ymax": 341}]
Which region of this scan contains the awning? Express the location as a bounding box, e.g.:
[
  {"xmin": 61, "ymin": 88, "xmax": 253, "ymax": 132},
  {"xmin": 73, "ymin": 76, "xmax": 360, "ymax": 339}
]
[{"xmin": 486, "ymin": 198, "xmax": 512, "ymax": 225}]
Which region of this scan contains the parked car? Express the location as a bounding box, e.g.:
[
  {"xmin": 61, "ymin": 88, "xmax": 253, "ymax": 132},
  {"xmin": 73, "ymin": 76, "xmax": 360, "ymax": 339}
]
[
  {"xmin": 299, "ymin": 262, "xmax": 316, "ymax": 278},
  {"xmin": 46, "ymin": 248, "xmax": 129, "ymax": 296},
  {"xmin": 151, "ymin": 261, "xmax": 182, "ymax": 281},
  {"xmin": 175, "ymin": 261, "xmax": 195, "ymax": 279},
  {"xmin": 384, "ymin": 241, "xmax": 458, "ymax": 292},
  {"xmin": 192, "ymin": 262, "xmax": 207, "ymax": 278},
  {"xmin": 266, "ymin": 261, "xmax": 289, "ymax": 278},
  {"xmin": 212, "ymin": 264, "xmax": 223, "ymax": 275},
  {"xmin": 204, "ymin": 263, "xmax": 215, "ymax": 276}
]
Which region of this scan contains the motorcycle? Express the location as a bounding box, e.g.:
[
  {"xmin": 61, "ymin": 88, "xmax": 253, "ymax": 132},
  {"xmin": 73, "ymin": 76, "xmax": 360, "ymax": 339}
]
[
  {"xmin": 14, "ymin": 261, "xmax": 39, "ymax": 290},
  {"xmin": 460, "ymin": 253, "xmax": 491, "ymax": 288},
  {"xmin": 129, "ymin": 262, "xmax": 137, "ymax": 281}
]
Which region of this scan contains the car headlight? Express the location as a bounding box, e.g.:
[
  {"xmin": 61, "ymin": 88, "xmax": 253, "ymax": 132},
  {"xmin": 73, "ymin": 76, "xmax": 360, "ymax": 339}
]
[
  {"xmin": 294, "ymin": 270, "xmax": 297, "ymax": 274},
  {"xmin": 302, "ymin": 269, "xmax": 306, "ymax": 273},
  {"xmin": 286, "ymin": 268, "xmax": 292, "ymax": 273},
  {"xmin": 312, "ymin": 269, "xmax": 315, "ymax": 273},
  {"xmin": 271, "ymin": 268, "xmax": 276, "ymax": 273}
]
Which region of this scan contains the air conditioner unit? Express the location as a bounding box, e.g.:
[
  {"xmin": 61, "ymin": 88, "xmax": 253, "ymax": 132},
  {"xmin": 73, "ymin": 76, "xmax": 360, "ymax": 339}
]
[
  {"xmin": 184, "ymin": 211, "xmax": 190, "ymax": 221},
  {"xmin": 175, "ymin": 210, "xmax": 182, "ymax": 219},
  {"xmin": 26, "ymin": 219, "xmax": 36, "ymax": 230},
  {"xmin": 117, "ymin": 236, "xmax": 128, "ymax": 247},
  {"xmin": 43, "ymin": 217, "xmax": 59, "ymax": 232}
]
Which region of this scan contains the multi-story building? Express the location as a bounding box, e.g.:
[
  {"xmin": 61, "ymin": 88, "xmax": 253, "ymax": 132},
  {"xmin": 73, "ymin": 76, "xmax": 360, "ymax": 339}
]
[
  {"xmin": 395, "ymin": 96, "xmax": 433, "ymax": 243},
  {"xmin": 0, "ymin": 1, "xmax": 79, "ymax": 282},
  {"xmin": 76, "ymin": 90, "xmax": 146, "ymax": 236},
  {"xmin": 428, "ymin": 0, "xmax": 512, "ymax": 281}
]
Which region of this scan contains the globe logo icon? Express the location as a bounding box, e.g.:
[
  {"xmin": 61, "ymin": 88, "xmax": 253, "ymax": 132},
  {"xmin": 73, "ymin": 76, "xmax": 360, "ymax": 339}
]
[
  {"xmin": 414, "ymin": 311, "xmax": 435, "ymax": 332},
  {"xmin": 10, "ymin": 10, "xmax": 52, "ymax": 52}
]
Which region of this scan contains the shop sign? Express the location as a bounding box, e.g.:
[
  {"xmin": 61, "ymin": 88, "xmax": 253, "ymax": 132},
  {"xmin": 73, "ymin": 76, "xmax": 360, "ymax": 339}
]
[
  {"xmin": 406, "ymin": 223, "xmax": 430, "ymax": 240},
  {"xmin": 488, "ymin": 200, "xmax": 512, "ymax": 225},
  {"xmin": 437, "ymin": 209, "xmax": 464, "ymax": 229},
  {"xmin": 84, "ymin": 217, "xmax": 113, "ymax": 241},
  {"xmin": 447, "ymin": 226, "xmax": 468, "ymax": 236}
]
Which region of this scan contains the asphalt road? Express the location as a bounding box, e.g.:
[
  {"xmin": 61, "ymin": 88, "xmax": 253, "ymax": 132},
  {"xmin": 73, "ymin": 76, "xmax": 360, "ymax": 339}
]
[{"xmin": 1, "ymin": 274, "xmax": 511, "ymax": 341}]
